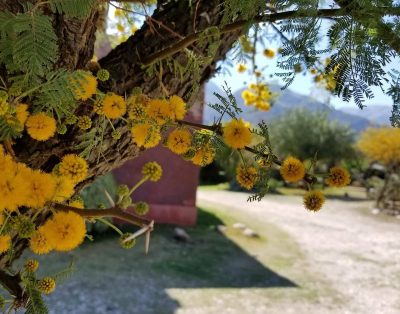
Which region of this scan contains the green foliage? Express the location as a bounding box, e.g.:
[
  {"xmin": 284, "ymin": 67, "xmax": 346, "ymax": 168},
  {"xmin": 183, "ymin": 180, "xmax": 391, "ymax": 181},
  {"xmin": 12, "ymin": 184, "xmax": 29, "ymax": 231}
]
[
  {"xmin": 33, "ymin": 70, "xmax": 82, "ymax": 120},
  {"xmin": 22, "ymin": 272, "xmax": 49, "ymax": 314},
  {"xmin": 80, "ymin": 173, "xmax": 118, "ymax": 209},
  {"xmin": 208, "ymin": 83, "xmax": 242, "ymax": 122},
  {"xmin": 222, "ymin": 0, "xmax": 267, "ymax": 24},
  {"xmin": 269, "ymin": 108, "xmax": 356, "ymax": 164},
  {"xmin": 388, "ymin": 69, "xmax": 400, "ymax": 127},
  {"xmin": 0, "ymin": 116, "xmax": 23, "ymax": 140},
  {"xmin": 49, "ymin": 0, "xmax": 97, "ymax": 18},
  {"xmin": 0, "ymin": 9, "xmax": 58, "ymax": 82}
]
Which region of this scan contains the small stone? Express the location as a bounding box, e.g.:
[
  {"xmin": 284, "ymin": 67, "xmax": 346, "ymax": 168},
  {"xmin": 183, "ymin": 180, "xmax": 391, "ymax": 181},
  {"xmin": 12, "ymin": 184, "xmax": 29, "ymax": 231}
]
[
  {"xmin": 232, "ymin": 223, "xmax": 246, "ymax": 229},
  {"xmin": 216, "ymin": 225, "xmax": 227, "ymax": 233},
  {"xmin": 173, "ymin": 227, "xmax": 190, "ymax": 242},
  {"xmin": 242, "ymin": 228, "xmax": 259, "ymax": 238},
  {"xmin": 371, "ymin": 208, "xmax": 380, "ymax": 215}
]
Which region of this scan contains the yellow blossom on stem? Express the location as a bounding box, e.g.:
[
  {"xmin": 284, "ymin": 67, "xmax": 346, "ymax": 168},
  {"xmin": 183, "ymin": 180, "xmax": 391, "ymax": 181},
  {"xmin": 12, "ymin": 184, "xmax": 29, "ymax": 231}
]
[
  {"xmin": 142, "ymin": 161, "xmax": 162, "ymax": 182},
  {"xmin": 146, "ymin": 99, "xmax": 172, "ymax": 125},
  {"xmin": 169, "ymin": 95, "xmax": 187, "ymax": 120},
  {"xmin": 131, "ymin": 122, "xmax": 161, "ymax": 148},
  {"xmin": 30, "ymin": 228, "xmax": 53, "ymax": 255},
  {"xmin": 102, "ymin": 93, "xmax": 127, "ymax": 119},
  {"xmin": 41, "ymin": 211, "xmax": 86, "ymax": 252},
  {"xmin": 15, "ymin": 103, "xmax": 29, "ymax": 125},
  {"xmin": 280, "ymin": 156, "xmax": 305, "ymax": 183},
  {"xmin": 166, "ymin": 128, "xmax": 192, "ymax": 155},
  {"xmin": 191, "ymin": 144, "xmax": 215, "ymax": 166},
  {"xmin": 0, "ymin": 164, "xmax": 30, "ymax": 212},
  {"xmin": 236, "ymin": 166, "xmax": 259, "ymax": 190},
  {"xmin": 263, "ymin": 48, "xmax": 275, "ymax": 58},
  {"xmin": 70, "ymin": 71, "xmax": 97, "ymax": 101},
  {"xmin": 52, "ymin": 176, "xmax": 75, "ymax": 202},
  {"xmin": 25, "ymin": 170, "xmax": 57, "ymax": 209},
  {"xmin": 37, "ymin": 277, "xmax": 56, "ymax": 295},
  {"xmin": 24, "ymin": 259, "xmax": 39, "ymax": 272},
  {"xmin": 0, "ymin": 235, "xmax": 11, "ymax": 254},
  {"xmin": 58, "ymin": 154, "xmax": 88, "ymax": 184},
  {"xmin": 237, "ymin": 64, "xmax": 247, "ymax": 73},
  {"xmin": 26, "ymin": 113, "xmax": 57, "ymax": 141},
  {"xmin": 303, "ymin": 190, "xmax": 325, "ymax": 212},
  {"xmin": 222, "ymin": 119, "xmax": 252, "ymax": 149},
  {"xmin": 325, "ymin": 166, "xmax": 351, "ymax": 188}
]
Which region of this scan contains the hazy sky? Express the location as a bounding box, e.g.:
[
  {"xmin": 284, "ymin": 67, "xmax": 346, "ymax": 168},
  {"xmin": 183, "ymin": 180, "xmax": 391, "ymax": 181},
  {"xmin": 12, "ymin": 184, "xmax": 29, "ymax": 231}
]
[{"xmin": 211, "ymin": 51, "xmax": 395, "ymax": 110}]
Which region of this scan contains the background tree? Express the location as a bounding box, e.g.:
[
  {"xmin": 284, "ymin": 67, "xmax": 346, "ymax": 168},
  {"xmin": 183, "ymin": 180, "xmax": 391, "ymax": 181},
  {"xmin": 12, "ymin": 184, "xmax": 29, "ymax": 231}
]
[
  {"xmin": 357, "ymin": 127, "xmax": 400, "ymax": 211},
  {"xmin": 269, "ymin": 108, "xmax": 356, "ymax": 167},
  {"xmin": 0, "ymin": 0, "xmax": 399, "ymax": 311}
]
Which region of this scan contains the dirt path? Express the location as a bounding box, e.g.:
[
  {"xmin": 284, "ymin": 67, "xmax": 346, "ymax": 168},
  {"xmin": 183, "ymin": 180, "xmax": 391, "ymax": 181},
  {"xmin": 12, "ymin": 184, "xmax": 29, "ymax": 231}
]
[{"xmin": 197, "ymin": 190, "xmax": 400, "ymax": 314}]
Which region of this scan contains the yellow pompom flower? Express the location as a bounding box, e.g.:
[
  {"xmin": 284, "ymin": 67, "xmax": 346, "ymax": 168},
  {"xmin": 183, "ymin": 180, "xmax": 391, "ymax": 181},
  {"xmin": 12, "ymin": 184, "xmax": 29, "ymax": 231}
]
[
  {"xmin": 237, "ymin": 64, "xmax": 247, "ymax": 73},
  {"xmin": 131, "ymin": 123, "xmax": 161, "ymax": 148},
  {"xmin": 263, "ymin": 48, "xmax": 275, "ymax": 58},
  {"xmin": 0, "ymin": 235, "xmax": 11, "ymax": 254},
  {"xmin": 116, "ymin": 23, "xmax": 125, "ymax": 32},
  {"xmin": 52, "ymin": 176, "xmax": 75, "ymax": 202},
  {"xmin": 236, "ymin": 166, "xmax": 258, "ymax": 190},
  {"xmin": 58, "ymin": 154, "xmax": 88, "ymax": 184},
  {"xmin": 15, "ymin": 103, "xmax": 29, "ymax": 125},
  {"xmin": 242, "ymin": 90, "xmax": 257, "ymax": 105},
  {"xmin": 166, "ymin": 128, "xmax": 192, "ymax": 155},
  {"xmin": 127, "ymin": 94, "xmax": 149, "ymax": 120},
  {"xmin": 254, "ymin": 100, "xmax": 271, "ymax": 111},
  {"xmin": 24, "ymin": 259, "xmax": 39, "ymax": 272},
  {"xmin": 169, "ymin": 95, "xmax": 187, "ymax": 120},
  {"xmin": 0, "ymin": 166, "xmax": 30, "ymax": 212},
  {"xmin": 30, "ymin": 228, "xmax": 53, "ymax": 255},
  {"xmin": 303, "ymin": 190, "xmax": 325, "ymax": 212},
  {"xmin": 102, "ymin": 93, "xmax": 126, "ymax": 119},
  {"xmin": 42, "ymin": 211, "xmax": 86, "ymax": 252},
  {"xmin": 146, "ymin": 99, "xmax": 171, "ymax": 125},
  {"xmin": 142, "ymin": 161, "xmax": 162, "ymax": 182},
  {"xmin": 191, "ymin": 144, "xmax": 215, "ymax": 166},
  {"xmin": 37, "ymin": 277, "xmax": 56, "ymax": 295},
  {"xmin": 70, "ymin": 71, "xmax": 97, "ymax": 101},
  {"xmin": 325, "ymin": 166, "xmax": 351, "ymax": 188},
  {"xmin": 26, "ymin": 113, "xmax": 57, "ymax": 141},
  {"xmin": 280, "ymin": 156, "xmax": 305, "ymax": 183},
  {"xmin": 222, "ymin": 119, "xmax": 252, "ymax": 149},
  {"xmin": 25, "ymin": 171, "xmax": 57, "ymax": 208},
  {"xmin": 77, "ymin": 115, "xmax": 92, "ymax": 130}
]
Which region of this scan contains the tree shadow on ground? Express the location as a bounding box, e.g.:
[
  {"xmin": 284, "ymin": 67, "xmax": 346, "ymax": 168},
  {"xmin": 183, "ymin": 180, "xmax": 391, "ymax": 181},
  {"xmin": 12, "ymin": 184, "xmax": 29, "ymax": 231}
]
[{"xmin": 31, "ymin": 208, "xmax": 297, "ymax": 314}]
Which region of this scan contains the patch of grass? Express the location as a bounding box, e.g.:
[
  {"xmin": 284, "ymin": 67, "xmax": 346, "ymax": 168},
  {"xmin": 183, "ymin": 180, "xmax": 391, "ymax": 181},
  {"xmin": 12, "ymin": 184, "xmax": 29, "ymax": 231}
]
[{"xmin": 14, "ymin": 205, "xmax": 339, "ymax": 313}]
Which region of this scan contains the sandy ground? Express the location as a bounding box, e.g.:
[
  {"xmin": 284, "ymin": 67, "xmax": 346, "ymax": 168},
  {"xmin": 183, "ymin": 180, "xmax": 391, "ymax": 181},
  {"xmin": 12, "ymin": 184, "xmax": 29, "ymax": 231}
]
[{"xmin": 197, "ymin": 190, "xmax": 400, "ymax": 314}]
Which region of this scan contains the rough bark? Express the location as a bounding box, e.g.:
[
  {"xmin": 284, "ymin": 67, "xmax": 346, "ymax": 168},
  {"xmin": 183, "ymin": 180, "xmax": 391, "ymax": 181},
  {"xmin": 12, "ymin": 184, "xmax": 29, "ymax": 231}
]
[{"xmin": 1, "ymin": 0, "xmax": 242, "ymax": 304}]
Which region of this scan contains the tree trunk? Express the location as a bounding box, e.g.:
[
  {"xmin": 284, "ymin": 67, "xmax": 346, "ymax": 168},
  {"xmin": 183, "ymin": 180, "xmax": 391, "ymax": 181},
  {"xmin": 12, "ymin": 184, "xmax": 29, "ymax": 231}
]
[{"xmin": 0, "ymin": 0, "xmax": 242, "ymax": 304}]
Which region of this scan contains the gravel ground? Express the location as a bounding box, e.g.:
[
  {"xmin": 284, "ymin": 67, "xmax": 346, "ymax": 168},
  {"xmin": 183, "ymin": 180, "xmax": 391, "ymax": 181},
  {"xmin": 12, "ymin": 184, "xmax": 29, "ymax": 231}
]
[{"xmin": 197, "ymin": 190, "xmax": 400, "ymax": 314}]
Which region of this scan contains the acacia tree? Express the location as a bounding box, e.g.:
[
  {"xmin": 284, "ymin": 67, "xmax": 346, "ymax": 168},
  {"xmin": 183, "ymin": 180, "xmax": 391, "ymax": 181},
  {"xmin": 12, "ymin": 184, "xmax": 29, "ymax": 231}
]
[{"xmin": 0, "ymin": 0, "xmax": 399, "ymax": 312}]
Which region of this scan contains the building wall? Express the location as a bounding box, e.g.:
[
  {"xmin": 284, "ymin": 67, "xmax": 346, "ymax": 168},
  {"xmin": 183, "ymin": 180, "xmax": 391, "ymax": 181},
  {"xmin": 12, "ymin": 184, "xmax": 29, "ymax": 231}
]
[{"xmin": 113, "ymin": 89, "xmax": 204, "ymax": 226}]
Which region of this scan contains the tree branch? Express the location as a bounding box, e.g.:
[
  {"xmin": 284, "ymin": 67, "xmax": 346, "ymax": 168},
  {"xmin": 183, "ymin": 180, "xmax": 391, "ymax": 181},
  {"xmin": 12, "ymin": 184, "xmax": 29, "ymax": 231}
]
[{"xmin": 53, "ymin": 203, "xmax": 152, "ymax": 228}]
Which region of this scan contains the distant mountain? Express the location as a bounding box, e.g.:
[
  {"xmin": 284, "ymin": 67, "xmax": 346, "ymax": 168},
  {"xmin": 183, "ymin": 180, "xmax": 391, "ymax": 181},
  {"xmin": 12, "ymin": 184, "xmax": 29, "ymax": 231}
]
[
  {"xmin": 339, "ymin": 105, "xmax": 391, "ymax": 126},
  {"xmin": 204, "ymin": 81, "xmax": 372, "ymax": 133}
]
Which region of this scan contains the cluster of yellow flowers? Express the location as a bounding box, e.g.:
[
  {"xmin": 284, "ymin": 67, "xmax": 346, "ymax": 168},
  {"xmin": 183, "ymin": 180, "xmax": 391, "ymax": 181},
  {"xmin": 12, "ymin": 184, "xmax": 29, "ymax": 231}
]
[
  {"xmin": 241, "ymin": 83, "xmax": 273, "ymax": 111},
  {"xmin": 0, "ymin": 144, "xmax": 89, "ymax": 256},
  {"xmin": 220, "ymin": 119, "xmax": 351, "ymax": 211},
  {"xmin": 310, "ymin": 58, "xmax": 340, "ymax": 92}
]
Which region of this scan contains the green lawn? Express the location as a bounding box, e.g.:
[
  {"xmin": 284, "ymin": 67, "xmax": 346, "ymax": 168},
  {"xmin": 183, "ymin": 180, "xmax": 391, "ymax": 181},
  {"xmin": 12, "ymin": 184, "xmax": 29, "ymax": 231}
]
[{"xmin": 14, "ymin": 205, "xmax": 338, "ymax": 313}]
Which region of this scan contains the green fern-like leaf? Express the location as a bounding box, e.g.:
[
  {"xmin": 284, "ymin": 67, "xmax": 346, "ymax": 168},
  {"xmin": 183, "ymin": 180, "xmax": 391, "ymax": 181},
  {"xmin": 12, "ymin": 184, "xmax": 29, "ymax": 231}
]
[
  {"xmin": 49, "ymin": 0, "xmax": 97, "ymax": 18},
  {"xmin": 12, "ymin": 11, "xmax": 58, "ymax": 77}
]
